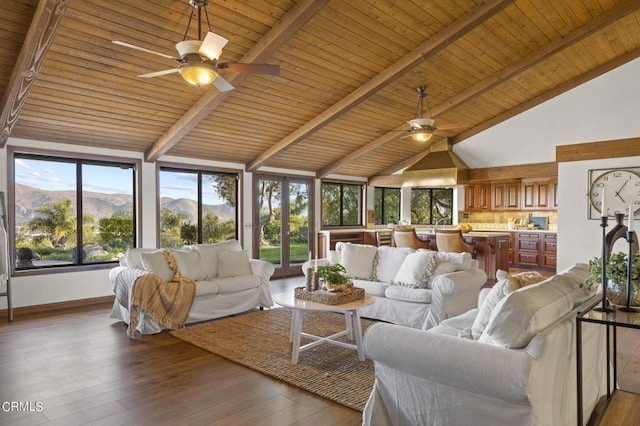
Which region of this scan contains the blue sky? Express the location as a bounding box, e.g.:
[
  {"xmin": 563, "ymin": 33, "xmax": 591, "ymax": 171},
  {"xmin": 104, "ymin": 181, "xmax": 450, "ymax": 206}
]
[{"xmin": 14, "ymin": 158, "xmax": 224, "ymax": 204}]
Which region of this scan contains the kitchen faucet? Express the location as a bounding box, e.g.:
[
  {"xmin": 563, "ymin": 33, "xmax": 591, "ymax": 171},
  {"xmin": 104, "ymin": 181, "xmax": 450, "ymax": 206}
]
[{"xmin": 434, "ymin": 217, "xmax": 449, "ymax": 230}]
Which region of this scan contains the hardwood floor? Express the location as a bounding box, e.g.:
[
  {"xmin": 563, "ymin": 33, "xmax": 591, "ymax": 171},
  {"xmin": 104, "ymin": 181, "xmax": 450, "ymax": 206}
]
[
  {"xmin": 2, "ymin": 274, "xmax": 640, "ymax": 425},
  {"xmin": 0, "ymin": 277, "xmax": 360, "ymax": 426}
]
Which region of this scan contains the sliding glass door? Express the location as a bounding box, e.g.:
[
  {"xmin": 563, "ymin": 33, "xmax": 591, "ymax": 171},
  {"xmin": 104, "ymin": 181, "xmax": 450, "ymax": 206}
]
[{"xmin": 254, "ymin": 175, "xmax": 312, "ymax": 278}]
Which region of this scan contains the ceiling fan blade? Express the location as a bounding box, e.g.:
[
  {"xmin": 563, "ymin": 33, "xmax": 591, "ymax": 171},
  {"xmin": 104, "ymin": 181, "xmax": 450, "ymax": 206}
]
[
  {"xmin": 213, "ymin": 75, "xmax": 234, "ymax": 92},
  {"xmin": 198, "ymin": 32, "xmax": 228, "ymax": 61},
  {"xmin": 138, "ymin": 68, "xmax": 179, "ymax": 78},
  {"xmin": 218, "ymin": 62, "xmax": 280, "ymax": 76},
  {"xmin": 434, "ymin": 123, "xmax": 466, "ymax": 131},
  {"xmin": 112, "ymin": 41, "xmax": 178, "ymax": 61}
]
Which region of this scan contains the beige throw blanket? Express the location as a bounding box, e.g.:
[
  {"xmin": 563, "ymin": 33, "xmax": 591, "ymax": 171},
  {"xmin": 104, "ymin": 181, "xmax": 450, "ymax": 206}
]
[{"xmin": 128, "ymin": 250, "xmax": 196, "ymax": 337}]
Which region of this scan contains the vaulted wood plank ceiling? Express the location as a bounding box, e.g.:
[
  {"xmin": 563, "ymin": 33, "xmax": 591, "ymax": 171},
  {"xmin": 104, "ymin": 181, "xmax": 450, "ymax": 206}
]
[{"xmin": 1, "ymin": 0, "xmax": 639, "ymax": 180}]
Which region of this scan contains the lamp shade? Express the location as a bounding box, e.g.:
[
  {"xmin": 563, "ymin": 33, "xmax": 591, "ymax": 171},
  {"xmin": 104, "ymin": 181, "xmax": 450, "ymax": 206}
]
[
  {"xmin": 179, "ymin": 62, "xmax": 217, "ymax": 86},
  {"xmin": 410, "ymin": 131, "xmax": 433, "ymax": 142}
]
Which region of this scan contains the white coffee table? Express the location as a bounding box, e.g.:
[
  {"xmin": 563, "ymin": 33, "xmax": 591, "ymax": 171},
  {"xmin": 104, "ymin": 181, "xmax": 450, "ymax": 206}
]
[{"xmin": 274, "ymin": 292, "xmax": 375, "ymax": 363}]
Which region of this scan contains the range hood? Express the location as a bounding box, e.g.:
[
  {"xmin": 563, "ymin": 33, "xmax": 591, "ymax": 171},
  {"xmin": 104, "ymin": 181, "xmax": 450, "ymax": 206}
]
[{"xmin": 402, "ymin": 140, "xmax": 470, "ymax": 186}]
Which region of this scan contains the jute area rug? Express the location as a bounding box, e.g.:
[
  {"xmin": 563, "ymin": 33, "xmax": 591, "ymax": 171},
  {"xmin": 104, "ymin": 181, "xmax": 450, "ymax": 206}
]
[{"xmin": 170, "ymin": 308, "xmax": 376, "ymax": 412}]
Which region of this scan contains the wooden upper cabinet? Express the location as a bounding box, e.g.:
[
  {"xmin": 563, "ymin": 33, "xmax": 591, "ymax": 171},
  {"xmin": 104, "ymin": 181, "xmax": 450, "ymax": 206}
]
[
  {"xmin": 491, "ymin": 180, "xmax": 520, "ymax": 210},
  {"xmin": 521, "ymin": 179, "xmax": 553, "ymax": 210},
  {"xmin": 464, "ymin": 183, "xmax": 491, "ymax": 211}
]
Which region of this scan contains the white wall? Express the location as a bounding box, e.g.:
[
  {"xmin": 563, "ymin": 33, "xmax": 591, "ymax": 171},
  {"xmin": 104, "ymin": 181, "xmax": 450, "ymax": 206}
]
[{"xmin": 558, "ymin": 156, "xmax": 640, "ymax": 271}]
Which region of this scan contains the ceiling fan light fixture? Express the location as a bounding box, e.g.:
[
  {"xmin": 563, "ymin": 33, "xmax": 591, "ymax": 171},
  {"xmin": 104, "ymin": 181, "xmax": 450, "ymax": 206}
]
[
  {"xmin": 179, "ymin": 61, "xmax": 217, "ymax": 86},
  {"xmin": 199, "ymin": 32, "xmax": 228, "ymax": 61},
  {"xmin": 410, "ymin": 130, "xmax": 433, "ymax": 142}
]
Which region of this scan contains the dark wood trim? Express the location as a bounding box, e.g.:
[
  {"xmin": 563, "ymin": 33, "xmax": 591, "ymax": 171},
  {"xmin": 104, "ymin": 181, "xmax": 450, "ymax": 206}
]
[
  {"xmin": 556, "ymin": 138, "xmax": 640, "ymax": 163},
  {"xmin": 0, "ymin": 295, "xmax": 114, "ymax": 319},
  {"xmin": 470, "ymin": 162, "xmax": 558, "ymax": 181}
]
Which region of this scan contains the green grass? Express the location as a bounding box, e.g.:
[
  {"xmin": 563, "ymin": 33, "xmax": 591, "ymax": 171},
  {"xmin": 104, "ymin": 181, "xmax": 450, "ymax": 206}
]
[{"xmin": 260, "ymin": 243, "xmax": 310, "ymax": 264}]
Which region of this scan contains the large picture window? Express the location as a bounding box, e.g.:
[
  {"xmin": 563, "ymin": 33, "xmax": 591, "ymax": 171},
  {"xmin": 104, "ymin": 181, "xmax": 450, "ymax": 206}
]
[
  {"xmin": 158, "ymin": 166, "xmax": 239, "ymax": 247},
  {"xmin": 374, "ymin": 187, "xmax": 400, "ymax": 225},
  {"xmin": 321, "ymin": 182, "xmax": 363, "ymax": 227},
  {"xmin": 411, "ymin": 188, "xmax": 453, "ymax": 225},
  {"xmin": 12, "ymin": 152, "xmax": 137, "ymax": 271}
]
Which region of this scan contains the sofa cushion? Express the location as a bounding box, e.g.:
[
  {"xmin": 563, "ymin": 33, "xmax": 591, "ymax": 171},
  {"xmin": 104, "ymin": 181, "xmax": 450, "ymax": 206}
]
[
  {"xmin": 194, "ymin": 280, "xmax": 219, "ymax": 296},
  {"xmin": 139, "ymin": 250, "xmax": 174, "ymax": 282},
  {"xmin": 375, "ymin": 246, "xmax": 415, "ymax": 283},
  {"xmin": 351, "ymin": 279, "xmax": 389, "ymax": 297},
  {"xmin": 393, "ymin": 251, "xmax": 438, "ymax": 288},
  {"xmin": 125, "ymin": 248, "xmax": 158, "ymax": 269},
  {"xmin": 338, "ymin": 243, "xmax": 378, "ymax": 280},
  {"xmin": 213, "ymin": 275, "xmax": 261, "ymax": 294},
  {"xmin": 171, "ymin": 249, "xmax": 206, "ymax": 281},
  {"xmin": 434, "ymin": 251, "xmax": 473, "ymax": 271},
  {"xmin": 470, "ymin": 270, "xmax": 546, "ymax": 339},
  {"xmin": 195, "ymin": 240, "xmax": 243, "ymax": 279},
  {"xmin": 385, "ymin": 286, "xmax": 432, "ymax": 303},
  {"xmin": 217, "ymin": 250, "xmax": 252, "ymax": 278},
  {"xmin": 479, "ymin": 263, "xmax": 592, "ymax": 348}
]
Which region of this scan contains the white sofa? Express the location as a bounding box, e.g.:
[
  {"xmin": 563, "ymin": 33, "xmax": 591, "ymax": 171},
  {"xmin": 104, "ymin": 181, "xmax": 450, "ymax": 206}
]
[
  {"xmin": 109, "ymin": 240, "xmax": 275, "ymax": 334},
  {"xmin": 306, "ymin": 242, "xmax": 487, "ymax": 330},
  {"xmin": 362, "ymin": 263, "xmax": 608, "ymax": 426}
]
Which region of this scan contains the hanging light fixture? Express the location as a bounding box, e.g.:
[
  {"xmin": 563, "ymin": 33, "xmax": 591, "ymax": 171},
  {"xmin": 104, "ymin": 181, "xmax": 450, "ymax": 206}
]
[
  {"xmin": 176, "ymin": 0, "xmax": 226, "ymax": 87},
  {"xmin": 407, "ymin": 86, "xmax": 436, "ymax": 142}
]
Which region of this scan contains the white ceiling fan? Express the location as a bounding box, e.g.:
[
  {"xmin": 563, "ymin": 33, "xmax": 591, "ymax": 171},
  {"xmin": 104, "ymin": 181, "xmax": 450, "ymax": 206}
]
[{"xmin": 112, "ymin": 0, "xmax": 279, "ymax": 91}]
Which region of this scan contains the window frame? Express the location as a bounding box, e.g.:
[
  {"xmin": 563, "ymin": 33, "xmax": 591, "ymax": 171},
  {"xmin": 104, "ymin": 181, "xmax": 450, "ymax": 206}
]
[
  {"xmin": 8, "ymin": 146, "xmax": 141, "ymax": 276},
  {"xmin": 410, "ymin": 187, "xmax": 454, "ymax": 225},
  {"xmin": 156, "ymin": 162, "xmax": 243, "ymax": 247},
  {"xmin": 320, "ymin": 180, "xmax": 365, "ymax": 228}
]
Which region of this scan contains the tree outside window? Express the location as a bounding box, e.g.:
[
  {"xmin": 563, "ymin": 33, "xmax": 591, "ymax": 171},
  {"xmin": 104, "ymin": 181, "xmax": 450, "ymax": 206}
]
[
  {"xmin": 321, "ymin": 182, "xmax": 363, "ymax": 226},
  {"xmin": 374, "ymin": 187, "xmax": 400, "ymax": 225},
  {"xmin": 411, "ymin": 188, "xmax": 453, "ymax": 225},
  {"xmin": 13, "ymin": 153, "xmax": 136, "ymax": 270},
  {"xmin": 159, "ymin": 167, "xmax": 238, "ymax": 247}
]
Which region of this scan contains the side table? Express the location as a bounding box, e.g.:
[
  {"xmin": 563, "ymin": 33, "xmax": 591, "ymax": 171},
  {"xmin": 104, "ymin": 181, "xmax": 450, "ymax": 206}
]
[{"xmin": 576, "ymin": 297, "xmax": 640, "ymax": 425}]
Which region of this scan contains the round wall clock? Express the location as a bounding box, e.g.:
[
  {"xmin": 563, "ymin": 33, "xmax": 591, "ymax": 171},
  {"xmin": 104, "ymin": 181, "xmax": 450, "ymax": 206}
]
[{"xmin": 589, "ymin": 168, "xmax": 640, "ymax": 218}]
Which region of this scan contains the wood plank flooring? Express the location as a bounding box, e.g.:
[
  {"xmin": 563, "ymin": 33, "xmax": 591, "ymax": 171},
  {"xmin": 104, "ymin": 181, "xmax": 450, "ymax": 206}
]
[{"xmin": 1, "ymin": 275, "xmax": 640, "ymax": 425}]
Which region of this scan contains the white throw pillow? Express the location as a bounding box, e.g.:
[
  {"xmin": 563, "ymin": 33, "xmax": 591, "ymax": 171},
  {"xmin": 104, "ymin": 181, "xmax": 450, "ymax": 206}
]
[
  {"xmin": 434, "ymin": 251, "xmax": 473, "ymax": 271},
  {"xmin": 339, "ymin": 243, "xmax": 378, "ymax": 280},
  {"xmin": 195, "ymin": 241, "xmax": 242, "ymax": 279},
  {"xmin": 125, "ymin": 248, "xmax": 157, "ymax": 269},
  {"xmin": 171, "ymin": 249, "xmax": 206, "ymax": 281},
  {"xmin": 393, "ymin": 251, "xmax": 438, "ymax": 289},
  {"xmin": 140, "ymin": 250, "xmax": 174, "ymax": 282},
  {"xmin": 217, "ymin": 250, "xmax": 252, "ymax": 278},
  {"xmin": 374, "ymin": 246, "xmax": 415, "ymax": 283},
  {"xmin": 470, "ymin": 270, "xmax": 546, "ymax": 339},
  {"xmin": 424, "ymin": 261, "xmax": 459, "ymax": 288},
  {"xmin": 479, "ymin": 264, "xmax": 591, "ymax": 348}
]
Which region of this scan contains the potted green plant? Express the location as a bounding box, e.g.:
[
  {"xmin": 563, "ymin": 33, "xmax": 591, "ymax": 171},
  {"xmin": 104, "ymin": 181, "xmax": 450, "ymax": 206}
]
[
  {"xmin": 587, "ymin": 252, "xmax": 640, "ymax": 306},
  {"xmin": 316, "ymin": 263, "xmax": 350, "ymax": 291}
]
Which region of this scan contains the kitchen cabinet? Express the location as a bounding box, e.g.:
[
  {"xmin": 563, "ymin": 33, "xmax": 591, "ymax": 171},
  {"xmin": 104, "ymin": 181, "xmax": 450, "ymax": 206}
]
[
  {"xmin": 464, "ymin": 183, "xmax": 491, "ymax": 211},
  {"xmin": 491, "ymin": 180, "xmax": 520, "ymax": 210},
  {"xmin": 521, "ymin": 179, "xmax": 555, "ymax": 210},
  {"xmin": 464, "ymin": 233, "xmax": 510, "ymax": 283},
  {"xmin": 512, "ymin": 231, "xmax": 557, "ymax": 271}
]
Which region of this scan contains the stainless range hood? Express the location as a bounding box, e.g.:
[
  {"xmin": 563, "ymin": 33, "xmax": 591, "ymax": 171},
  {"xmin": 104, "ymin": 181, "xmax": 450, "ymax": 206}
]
[{"xmin": 402, "ymin": 140, "xmax": 470, "ymax": 187}]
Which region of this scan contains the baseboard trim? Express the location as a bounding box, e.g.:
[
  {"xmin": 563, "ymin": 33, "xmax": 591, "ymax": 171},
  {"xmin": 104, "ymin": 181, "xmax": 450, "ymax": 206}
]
[{"xmin": 0, "ymin": 295, "xmax": 115, "ymax": 319}]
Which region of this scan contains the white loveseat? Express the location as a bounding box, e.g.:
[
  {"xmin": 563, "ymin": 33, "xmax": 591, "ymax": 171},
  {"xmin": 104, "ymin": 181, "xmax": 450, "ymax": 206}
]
[
  {"xmin": 109, "ymin": 240, "xmax": 275, "ymax": 334},
  {"xmin": 306, "ymin": 242, "xmax": 487, "ymax": 330},
  {"xmin": 362, "ymin": 263, "xmax": 607, "ymax": 426}
]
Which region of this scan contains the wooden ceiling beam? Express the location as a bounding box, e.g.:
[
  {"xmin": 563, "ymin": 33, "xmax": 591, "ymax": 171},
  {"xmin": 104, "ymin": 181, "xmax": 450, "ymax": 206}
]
[
  {"xmin": 320, "ymin": 0, "xmax": 639, "ymax": 178},
  {"xmin": 452, "ymin": 46, "xmax": 640, "ymax": 144},
  {"xmin": 556, "ymin": 138, "xmax": 640, "ymax": 163},
  {"xmin": 144, "ymin": 0, "xmax": 329, "ymax": 162},
  {"xmin": 0, "ymin": 0, "xmax": 70, "ymax": 147},
  {"xmin": 246, "ymin": 0, "xmax": 515, "ymax": 172}
]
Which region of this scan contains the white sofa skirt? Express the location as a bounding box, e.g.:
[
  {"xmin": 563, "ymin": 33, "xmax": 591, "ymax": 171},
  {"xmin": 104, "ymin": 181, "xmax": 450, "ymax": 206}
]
[{"xmin": 110, "ymin": 285, "xmax": 273, "ymax": 334}]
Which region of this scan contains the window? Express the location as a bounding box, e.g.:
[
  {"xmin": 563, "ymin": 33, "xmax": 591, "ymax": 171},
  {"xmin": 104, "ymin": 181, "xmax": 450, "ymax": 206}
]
[
  {"xmin": 374, "ymin": 187, "xmax": 400, "ymax": 225},
  {"xmin": 321, "ymin": 182, "xmax": 363, "ymax": 226},
  {"xmin": 12, "ymin": 151, "xmax": 137, "ymax": 271},
  {"xmin": 158, "ymin": 166, "xmax": 239, "ymax": 247},
  {"xmin": 411, "ymin": 188, "xmax": 453, "ymax": 225}
]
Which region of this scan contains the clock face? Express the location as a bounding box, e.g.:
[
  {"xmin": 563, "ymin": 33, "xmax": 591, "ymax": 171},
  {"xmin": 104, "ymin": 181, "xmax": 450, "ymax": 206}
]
[{"xmin": 589, "ymin": 169, "xmax": 640, "ymax": 218}]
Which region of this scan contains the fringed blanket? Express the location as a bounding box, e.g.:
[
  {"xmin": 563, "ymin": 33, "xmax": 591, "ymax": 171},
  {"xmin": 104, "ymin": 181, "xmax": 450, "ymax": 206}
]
[{"xmin": 128, "ymin": 250, "xmax": 196, "ymax": 337}]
